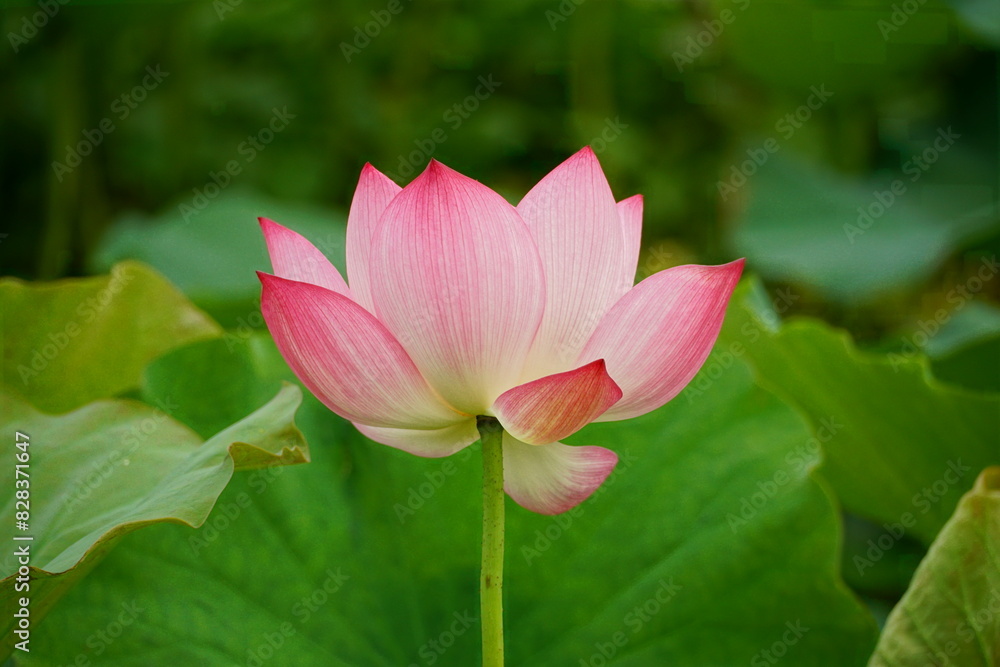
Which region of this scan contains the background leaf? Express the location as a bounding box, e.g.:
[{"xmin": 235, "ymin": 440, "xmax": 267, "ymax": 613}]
[
  {"xmin": 89, "ymin": 191, "xmax": 348, "ymax": 327},
  {"xmin": 869, "ymin": 467, "xmax": 1000, "ymax": 666},
  {"xmin": 0, "ymin": 261, "xmax": 220, "ymax": 414},
  {"xmin": 718, "ymin": 278, "xmax": 1000, "ymax": 544},
  {"xmin": 0, "ymin": 385, "xmax": 308, "ymax": 659},
  {"xmin": 918, "ymin": 301, "xmax": 1000, "ymax": 393},
  {"xmin": 728, "ymin": 154, "xmax": 998, "ymax": 304}
]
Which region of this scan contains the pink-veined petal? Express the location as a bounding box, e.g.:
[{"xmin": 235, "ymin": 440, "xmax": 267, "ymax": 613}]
[
  {"xmin": 259, "ymin": 272, "xmax": 464, "ymax": 429},
  {"xmin": 345, "ymin": 163, "xmax": 402, "ymax": 312},
  {"xmin": 503, "ymin": 433, "xmax": 618, "ymax": 515},
  {"xmin": 369, "ymin": 160, "xmax": 545, "ymax": 415},
  {"xmin": 259, "ymin": 217, "xmax": 350, "ymax": 295},
  {"xmin": 492, "ymin": 360, "xmax": 622, "ymax": 445},
  {"xmin": 579, "ymin": 259, "xmax": 745, "ymax": 421},
  {"xmin": 517, "ymin": 147, "xmax": 626, "ymax": 378},
  {"xmin": 353, "ymin": 419, "xmax": 479, "ymax": 458},
  {"xmin": 618, "ymin": 194, "xmax": 643, "ymax": 292}
]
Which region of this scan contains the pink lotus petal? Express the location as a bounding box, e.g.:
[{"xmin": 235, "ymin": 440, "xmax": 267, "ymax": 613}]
[
  {"xmin": 345, "ymin": 164, "xmax": 402, "ymax": 312},
  {"xmin": 259, "ymin": 272, "xmax": 465, "ymax": 429},
  {"xmin": 579, "ymin": 259, "xmax": 744, "ymax": 421},
  {"xmin": 259, "ymin": 217, "xmax": 350, "ymax": 295},
  {"xmin": 353, "ymin": 419, "xmax": 479, "ymax": 458},
  {"xmin": 503, "ymin": 433, "xmax": 618, "ymax": 515},
  {"xmin": 517, "ymin": 147, "xmax": 626, "ymax": 378},
  {"xmin": 618, "ymin": 194, "xmax": 643, "ymax": 293},
  {"xmin": 492, "ymin": 360, "xmax": 622, "ymax": 445},
  {"xmin": 369, "ymin": 160, "xmax": 545, "ymax": 415}
]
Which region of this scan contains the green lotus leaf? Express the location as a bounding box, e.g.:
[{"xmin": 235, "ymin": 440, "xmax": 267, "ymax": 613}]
[
  {"xmin": 717, "ymin": 278, "xmax": 1000, "ymax": 544},
  {"xmin": 0, "ymin": 260, "xmax": 221, "ymax": 414},
  {"xmin": 870, "ymin": 466, "xmax": 1000, "ymax": 666},
  {"xmin": 0, "ymin": 384, "xmax": 308, "ymax": 658}
]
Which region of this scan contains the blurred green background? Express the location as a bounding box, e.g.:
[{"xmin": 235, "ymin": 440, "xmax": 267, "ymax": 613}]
[
  {"xmin": 3, "ymin": 0, "xmax": 998, "ymax": 336},
  {"xmin": 1, "ymin": 0, "xmax": 999, "ymax": 663}
]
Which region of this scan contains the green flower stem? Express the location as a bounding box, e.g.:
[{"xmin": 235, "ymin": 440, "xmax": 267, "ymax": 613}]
[{"xmin": 477, "ymin": 416, "xmax": 505, "ymax": 667}]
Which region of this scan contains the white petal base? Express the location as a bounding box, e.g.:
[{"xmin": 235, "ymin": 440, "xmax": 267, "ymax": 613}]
[
  {"xmin": 354, "ymin": 420, "xmax": 479, "ymax": 458},
  {"xmin": 502, "ymin": 432, "xmax": 618, "ymax": 515}
]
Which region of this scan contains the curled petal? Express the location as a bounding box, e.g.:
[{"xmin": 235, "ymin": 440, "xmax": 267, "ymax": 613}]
[
  {"xmin": 345, "ymin": 164, "xmax": 402, "ymax": 312},
  {"xmin": 259, "ymin": 217, "xmax": 350, "ymax": 295},
  {"xmin": 353, "ymin": 420, "xmax": 479, "ymax": 459},
  {"xmin": 503, "ymin": 432, "xmax": 618, "ymax": 515},
  {"xmin": 492, "ymin": 360, "xmax": 622, "ymax": 445},
  {"xmin": 259, "ymin": 272, "xmax": 463, "ymax": 429},
  {"xmin": 580, "ymin": 259, "xmax": 745, "ymax": 421},
  {"xmin": 517, "ymin": 147, "xmax": 626, "ymax": 378},
  {"xmin": 370, "ymin": 160, "xmax": 545, "ymax": 415}
]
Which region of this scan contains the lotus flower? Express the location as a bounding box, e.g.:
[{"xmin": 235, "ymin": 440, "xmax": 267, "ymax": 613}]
[{"xmin": 257, "ymin": 148, "xmax": 743, "ymax": 515}]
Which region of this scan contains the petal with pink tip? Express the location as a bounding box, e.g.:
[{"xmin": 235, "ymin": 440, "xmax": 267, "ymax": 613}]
[
  {"xmin": 492, "ymin": 360, "xmax": 622, "ymax": 445},
  {"xmin": 502, "ymin": 433, "xmax": 618, "ymax": 515},
  {"xmin": 259, "ymin": 272, "xmax": 464, "ymax": 429},
  {"xmin": 579, "ymin": 259, "xmax": 745, "ymax": 421},
  {"xmin": 353, "ymin": 419, "xmax": 479, "ymax": 459},
  {"xmin": 618, "ymin": 194, "xmax": 643, "ymax": 293},
  {"xmin": 345, "ymin": 164, "xmax": 402, "ymax": 312},
  {"xmin": 259, "ymin": 217, "xmax": 350, "ymax": 295},
  {"xmin": 369, "ymin": 160, "xmax": 545, "ymax": 415},
  {"xmin": 517, "ymin": 147, "xmax": 626, "ymax": 378}
]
